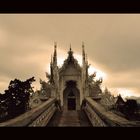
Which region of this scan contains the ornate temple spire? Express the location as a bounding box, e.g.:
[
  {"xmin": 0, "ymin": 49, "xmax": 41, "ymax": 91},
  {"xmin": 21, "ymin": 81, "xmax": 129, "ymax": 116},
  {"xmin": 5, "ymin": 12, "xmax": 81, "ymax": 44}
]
[
  {"xmin": 49, "ymin": 54, "xmax": 54, "ymax": 84},
  {"xmin": 82, "ymin": 42, "xmax": 86, "ymax": 64},
  {"xmin": 50, "ymin": 54, "xmax": 53, "ymax": 72},
  {"xmin": 68, "ymin": 44, "xmax": 73, "ymax": 56},
  {"xmin": 50, "ymin": 54, "xmax": 53, "ymax": 65},
  {"xmin": 70, "ymin": 43, "xmax": 72, "ymax": 51},
  {"xmin": 66, "ymin": 44, "xmax": 75, "ymax": 63},
  {"xmin": 85, "ymin": 53, "xmax": 89, "ymax": 78},
  {"xmin": 85, "ymin": 53, "xmax": 88, "ymax": 63},
  {"xmin": 53, "ymin": 42, "xmax": 57, "ymax": 65}
]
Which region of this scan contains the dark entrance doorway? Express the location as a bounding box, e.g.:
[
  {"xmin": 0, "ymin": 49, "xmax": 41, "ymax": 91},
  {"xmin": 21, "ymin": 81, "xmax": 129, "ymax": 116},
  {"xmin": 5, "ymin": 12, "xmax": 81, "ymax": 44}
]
[
  {"xmin": 68, "ymin": 98, "xmax": 76, "ymax": 110},
  {"xmin": 67, "ymin": 89, "xmax": 76, "ymax": 110},
  {"xmin": 63, "ymin": 80, "xmax": 80, "ymax": 111}
]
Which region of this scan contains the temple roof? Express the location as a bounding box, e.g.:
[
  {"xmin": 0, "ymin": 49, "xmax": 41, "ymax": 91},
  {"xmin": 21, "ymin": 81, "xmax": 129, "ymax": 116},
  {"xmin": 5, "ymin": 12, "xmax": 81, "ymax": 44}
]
[{"xmin": 58, "ymin": 47, "xmax": 81, "ymax": 73}]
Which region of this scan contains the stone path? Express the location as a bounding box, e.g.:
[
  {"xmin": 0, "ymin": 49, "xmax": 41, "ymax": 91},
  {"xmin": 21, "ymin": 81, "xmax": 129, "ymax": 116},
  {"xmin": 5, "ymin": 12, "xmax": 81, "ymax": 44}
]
[
  {"xmin": 47, "ymin": 110, "xmax": 92, "ymax": 127},
  {"xmin": 58, "ymin": 111, "xmax": 80, "ymax": 126}
]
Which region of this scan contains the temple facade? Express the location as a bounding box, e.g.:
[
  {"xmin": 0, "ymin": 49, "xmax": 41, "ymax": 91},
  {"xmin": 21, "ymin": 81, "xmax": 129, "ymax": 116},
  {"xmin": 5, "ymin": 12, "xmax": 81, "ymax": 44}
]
[{"xmin": 48, "ymin": 43, "xmax": 90, "ymax": 111}]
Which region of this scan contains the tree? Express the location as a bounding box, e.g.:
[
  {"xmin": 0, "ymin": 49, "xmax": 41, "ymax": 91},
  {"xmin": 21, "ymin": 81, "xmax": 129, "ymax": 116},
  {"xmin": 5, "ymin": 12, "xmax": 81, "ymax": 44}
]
[
  {"xmin": 124, "ymin": 99, "xmax": 138, "ymax": 116},
  {"xmin": 0, "ymin": 77, "xmax": 35, "ymax": 121}
]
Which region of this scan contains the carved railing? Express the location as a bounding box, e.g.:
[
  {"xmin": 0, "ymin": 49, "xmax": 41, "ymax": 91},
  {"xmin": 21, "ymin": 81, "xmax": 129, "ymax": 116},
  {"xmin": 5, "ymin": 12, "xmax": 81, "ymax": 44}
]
[
  {"xmin": 84, "ymin": 97, "xmax": 139, "ymax": 127},
  {"xmin": 0, "ymin": 98, "xmax": 57, "ymax": 127}
]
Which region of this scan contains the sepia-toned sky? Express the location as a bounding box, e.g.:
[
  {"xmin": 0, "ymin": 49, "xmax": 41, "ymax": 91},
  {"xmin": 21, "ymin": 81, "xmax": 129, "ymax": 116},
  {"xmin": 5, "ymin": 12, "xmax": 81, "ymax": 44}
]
[{"xmin": 0, "ymin": 14, "xmax": 140, "ymax": 97}]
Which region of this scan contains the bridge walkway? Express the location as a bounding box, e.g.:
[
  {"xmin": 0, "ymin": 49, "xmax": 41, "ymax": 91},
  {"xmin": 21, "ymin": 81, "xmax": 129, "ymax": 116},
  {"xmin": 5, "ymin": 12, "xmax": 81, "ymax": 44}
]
[{"xmin": 47, "ymin": 109, "xmax": 92, "ymax": 127}]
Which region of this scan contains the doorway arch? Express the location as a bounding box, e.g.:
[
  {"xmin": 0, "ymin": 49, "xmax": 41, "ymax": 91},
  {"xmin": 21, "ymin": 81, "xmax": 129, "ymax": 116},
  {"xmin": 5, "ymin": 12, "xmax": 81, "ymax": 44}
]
[{"xmin": 63, "ymin": 80, "xmax": 80, "ymax": 111}]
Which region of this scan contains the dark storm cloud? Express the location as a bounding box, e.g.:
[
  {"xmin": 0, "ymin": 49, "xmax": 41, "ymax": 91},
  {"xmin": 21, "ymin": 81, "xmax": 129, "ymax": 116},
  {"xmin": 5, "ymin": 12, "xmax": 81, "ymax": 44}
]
[{"xmin": 0, "ymin": 14, "xmax": 140, "ymax": 96}]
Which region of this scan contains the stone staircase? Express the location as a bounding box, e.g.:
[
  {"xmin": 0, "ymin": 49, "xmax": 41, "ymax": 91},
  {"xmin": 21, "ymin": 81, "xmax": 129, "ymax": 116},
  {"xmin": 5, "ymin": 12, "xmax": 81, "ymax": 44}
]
[
  {"xmin": 47, "ymin": 110, "xmax": 92, "ymax": 127},
  {"xmin": 58, "ymin": 111, "xmax": 80, "ymax": 127}
]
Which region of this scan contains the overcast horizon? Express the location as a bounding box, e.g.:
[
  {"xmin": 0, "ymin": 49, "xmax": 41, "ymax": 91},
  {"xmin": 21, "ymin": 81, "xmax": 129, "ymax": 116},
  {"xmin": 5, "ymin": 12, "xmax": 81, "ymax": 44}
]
[{"xmin": 0, "ymin": 14, "xmax": 140, "ymax": 98}]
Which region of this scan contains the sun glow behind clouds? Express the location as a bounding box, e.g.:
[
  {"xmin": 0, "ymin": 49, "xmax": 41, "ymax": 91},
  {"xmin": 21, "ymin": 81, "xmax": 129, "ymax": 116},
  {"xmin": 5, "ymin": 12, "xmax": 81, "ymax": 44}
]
[
  {"xmin": 74, "ymin": 54, "xmax": 107, "ymax": 80},
  {"xmin": 88, "ymin": 65, "xmax": 107, "ymax": 80}
]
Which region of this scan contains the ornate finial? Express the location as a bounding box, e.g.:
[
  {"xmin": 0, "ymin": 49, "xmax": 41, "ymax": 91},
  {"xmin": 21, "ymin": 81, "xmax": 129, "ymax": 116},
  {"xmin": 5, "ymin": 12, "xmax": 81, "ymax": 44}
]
[
  {"xmin": 82, "ymin": 42, "xmax": 85, "ymax": 63},
  {"xmin": 85, "ymin": 53, "xmax": 88, "ymax": 64},
  {"xmin": 51, "ymin": 54, "xmax": 53, "ymax": 64},
  {"xmin": 82, "ymin": 42, "xmax": 84, "ymax": 48},
  {"xmin": 68, "ymin": 43, "xmax": 73, "ymax": 54},
  {"xmin": 67, "ymin": 44, "xmax": 74, "ymax": 61},
  {"xmin": 68, "ymin": 43, "xmax": 73, "ymax": 53},
  {"xmin": 82, "ymin": 42, "xmax": 85, "ymax": 51},
  {"xmin": 86, "ymin": 53, "xmax": 87, "ymax": 60},
  {"xmin": 70, "ymin": 43, "xmax": 72, "ymax": 51},
  {"xmin": 54, "ymin": 42, "xmax": 57, "ymax": 55},
  {"xmin": 53, "ymin": 42, "xmax": 57, "ymax": 65},
  {"xmin": 54, "ymin": 42, "xmax": 57, "ymax": 48}
]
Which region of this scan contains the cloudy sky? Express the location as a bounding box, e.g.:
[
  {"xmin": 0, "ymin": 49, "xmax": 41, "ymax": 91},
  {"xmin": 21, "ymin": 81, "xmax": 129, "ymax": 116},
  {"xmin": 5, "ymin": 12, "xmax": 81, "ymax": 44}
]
[{"xmin": 0, "ymin": 14, "xmax": 140, "ymax": 97}]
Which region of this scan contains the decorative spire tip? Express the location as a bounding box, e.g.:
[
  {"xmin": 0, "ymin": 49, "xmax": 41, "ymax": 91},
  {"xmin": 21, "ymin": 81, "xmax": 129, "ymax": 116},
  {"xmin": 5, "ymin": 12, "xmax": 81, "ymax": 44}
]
[
  {"xmin": 70, "ymin": 43, "xmax": 72, "ymax": 51},
  {"xmin": 82, "ymin": 42, "xmax": 85, "ymax": 47},
  {"xmin": 54, "ymin": 42, "xmax": 57, "ymax": 48}
]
